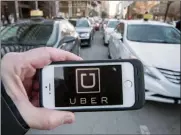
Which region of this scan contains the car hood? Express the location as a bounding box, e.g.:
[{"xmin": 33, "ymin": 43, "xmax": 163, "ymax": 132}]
[
  {"xmin": 75, "ymin": 27, "xmax": 91, "ymax": 33},
  {"xmin": 128, "ymin": 41, "xmax": 180, "ymax": 71}
]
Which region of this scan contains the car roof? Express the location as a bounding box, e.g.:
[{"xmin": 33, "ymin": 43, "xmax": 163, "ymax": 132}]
[
  {"xmin": 121, "ymin": 20, "xmax": 172, "ymax": 27},
  {"xmin": 108, "ymin": 19, "xmax": 119, "ymax": 22},
  {"xmin": 16, "ymin": 19, "xmax": 55, "ymax": 24},
  {"xmin": 12, "ymin": 18, "xmax": 70, "ymax": 26},
  {"xmin": 69, "ymin": 18, "xmax": 77, "ymax": 21}
]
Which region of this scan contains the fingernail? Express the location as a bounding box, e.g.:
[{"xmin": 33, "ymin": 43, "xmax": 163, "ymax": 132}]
[{"xmin": 63, "ymin": 116, "xmax": 74, "ymax": 124}]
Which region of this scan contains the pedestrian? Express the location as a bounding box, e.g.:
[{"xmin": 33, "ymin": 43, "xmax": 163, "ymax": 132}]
[
  {"xmin": 4, "ymin": 5, "xmax": 10, "ymax": 24},
  {"xmin": 176, "ymin": 20, "xmax": 180, "ymax": 31},
  {"xmin": 1, "ymin": 47, "xmax": 83, "ymax": 135}
]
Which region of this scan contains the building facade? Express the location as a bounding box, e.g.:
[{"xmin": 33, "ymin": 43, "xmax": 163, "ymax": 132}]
[
  {"xmin": 128, "ymin": 1, "xmax": 159, "ymax": 19},
  {"xmin": 1, "ymin": 1, "xmax": 57, "ymax": 21},
  {"xmin": 1, "ymin": 0, "xmax": 102, "ymax": 23}
]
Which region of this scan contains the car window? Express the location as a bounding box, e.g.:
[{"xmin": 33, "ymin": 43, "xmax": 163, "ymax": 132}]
[
  {"xmin": 107, "ymin": 21, "xmax": 119, "ymax": 28},
  {"xmin": 1, "ymin": 26, "xmax": 20, "ymax": 42},
  {"xmin": 76, "ymin": 19, "xmax": 90, "ymax": 27},
  {"xmin": 1, "ymin": 23, "xmax": 58, "ymax": 46},
  {"xmin": 127, "ymin": 25, "xmax": 180, "ymax": 44},
  {"xmin": 69, "ymin": 20, "xmax": 77, "ymax": 27}
]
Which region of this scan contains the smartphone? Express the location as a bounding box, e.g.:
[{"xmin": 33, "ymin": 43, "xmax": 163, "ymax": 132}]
[{"xmin": 40, "ymin": 60, "xmax": 145, "ymax": 111}]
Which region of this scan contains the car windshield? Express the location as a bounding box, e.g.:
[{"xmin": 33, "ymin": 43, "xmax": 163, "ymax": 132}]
[
  {"xmin": 69, "ymin": 20, "xmax": 77, "ymax": 27},
  {"xmin": 1, "ymin": 23, "xmax": 58, "ymax": 46},
  {"xmin": 76, "ymin": 20, "xmax": 90, "ymax": 27},
  {"xmin": 107, "ymin": 21, "xmax": 119, "ymax": 28},
  {"xmin": 104, "ymin": 21, "xmax": 108, "ymax": 24},
  {"xmin": 127, "ymin": 24, "xmax": 180, "ymax": 44}
]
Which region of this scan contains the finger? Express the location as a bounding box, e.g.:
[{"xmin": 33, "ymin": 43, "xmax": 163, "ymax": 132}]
[
  {"xmin": 47, "ymin": 47, "xmax": 83, "ymax": 61},
  {"xmin": 2, "ymin": 74, "xmax": 28, "ymax": 102},
  {"xmin": 22, "ymin": 47, "xmax": 83, "ymax": 69},
  {"xmin": 23, "ymin": 106, "xmax": 75, "ymax": 130}
]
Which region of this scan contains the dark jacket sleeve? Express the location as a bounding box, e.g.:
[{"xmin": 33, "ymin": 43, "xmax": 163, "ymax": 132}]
[
  {"xmin": 176, "ymin": 21, "xmax": 180, "ymax": 31},
  {"xmin": 1, "ymin": 82, "xmax": 30, "ymax": 135}
]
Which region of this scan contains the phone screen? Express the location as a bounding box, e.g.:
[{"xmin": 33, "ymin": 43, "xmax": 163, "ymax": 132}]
[{"xmin": 54, "ymin": 65, "xmax": 123, "ymax": 107}]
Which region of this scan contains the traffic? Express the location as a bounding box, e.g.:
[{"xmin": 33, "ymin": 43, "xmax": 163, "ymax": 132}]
[
  {"xmin": 1, "ymin": 0, "xmax": 180, "ymax": 134},
  {"xmin": 1, "ymin": 9, "xmax": 180, "ymax": 104}
]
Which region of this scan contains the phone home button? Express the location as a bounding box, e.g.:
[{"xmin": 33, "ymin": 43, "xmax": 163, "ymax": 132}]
[{"xmin": 124, "ymin": 80, "xmax": 133, "ymax": 88}]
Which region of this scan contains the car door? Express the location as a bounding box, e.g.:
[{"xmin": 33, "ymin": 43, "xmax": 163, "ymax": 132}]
[
  {"xmin": 119, "ymin": 24, "xmax": 132, "ymax": 59},
  {"xmin": 114, "ymin": 22, "xmax": 130, "ymax": 59},
  {"xmin": 67, "ymin": 21, "xmax": 80, "ymax": 56},
  {"xmin": 116, "ymin": 23, "xmax": 125, "ymax": 59},
  {"xmin": 111, "ymin": 23, "xmax": 124, "ymax": 59},
  {"xmin": 109, "ymin": 30, "xmax": 117, "ymax": 59},
  {"xmin": 59, "ymin": 20, "xmax": 79, "ymax": 55}
]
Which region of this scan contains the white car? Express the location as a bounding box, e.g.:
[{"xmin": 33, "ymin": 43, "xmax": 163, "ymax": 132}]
[
  {"xmin": 108, "ymin": 20, "xmax": 180, "ymax": 104},
  {"xmin": 103, "ymin": 19, "xmax": 120, "ymax": 46}
]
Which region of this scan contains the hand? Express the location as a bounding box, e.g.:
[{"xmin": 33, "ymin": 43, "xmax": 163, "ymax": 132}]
[{"xmin": 1, "ymin": 47, "xmax": 82, "ymax": 130}]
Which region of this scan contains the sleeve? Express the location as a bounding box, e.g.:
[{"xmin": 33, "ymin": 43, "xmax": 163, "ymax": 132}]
[{"xmin": 1, "ymin": 82, "xmax": 30, "ymax": 135}]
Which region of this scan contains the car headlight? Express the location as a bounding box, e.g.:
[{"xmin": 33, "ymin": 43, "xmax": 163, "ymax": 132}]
[
  {"xmin": 129, "ymin": 54, "xmax": 160, "ymax": 80},
  {"xmin": 144, "ymin": 66, "xmax": 160, "ymax": 80},
  {"xmin": 80, "ymin": 33, "xmax": 90, "ymax": 37}
]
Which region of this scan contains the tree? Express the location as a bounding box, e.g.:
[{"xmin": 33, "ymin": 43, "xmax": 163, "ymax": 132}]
[{"xmin": 101, "ymin": 11, "xmax": 108, "ymax": 19}]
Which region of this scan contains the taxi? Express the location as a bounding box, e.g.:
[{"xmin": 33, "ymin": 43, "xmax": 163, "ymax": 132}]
[
  {"xmin": 108, "ymin": 14, "xmax": 181, "ymax": 104},
  {"xmin": 1, "ymin": 10, "xmax": 81, "ymax": 58}
]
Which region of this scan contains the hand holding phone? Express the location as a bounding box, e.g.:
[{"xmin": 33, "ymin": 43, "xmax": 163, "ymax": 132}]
[{"xmin": 40, "ymin": 60, "xmax": 145, "ymax": 111}]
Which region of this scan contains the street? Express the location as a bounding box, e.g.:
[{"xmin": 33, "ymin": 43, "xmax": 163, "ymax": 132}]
[{"xmin": 27, "ymin": 31, "xmax": 180, "ymax": 135}]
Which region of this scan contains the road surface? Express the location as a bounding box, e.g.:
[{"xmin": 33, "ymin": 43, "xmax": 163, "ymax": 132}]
[{"xmin": 27, "ymin": 31, "xmax": 180, "ymax": 134}]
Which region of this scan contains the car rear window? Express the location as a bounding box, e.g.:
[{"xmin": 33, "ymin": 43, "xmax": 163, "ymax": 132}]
[{"xmin": 1, "ymin": 23, "xmax": 59, "ymax": 46}]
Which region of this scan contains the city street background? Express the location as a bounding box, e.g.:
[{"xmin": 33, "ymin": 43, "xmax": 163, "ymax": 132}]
[
  {"xmin": 27, "ymin": 31, "xmax": 180, "ymax": 135},
  {"xmin": 1, "ymin": 0, "xmax": 180, "ymax": 134}
]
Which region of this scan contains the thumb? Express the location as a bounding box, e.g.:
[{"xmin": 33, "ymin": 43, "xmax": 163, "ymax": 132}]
[{"xmin": 23, "ymin": 106, "xmax": 75, "ymax": 130}]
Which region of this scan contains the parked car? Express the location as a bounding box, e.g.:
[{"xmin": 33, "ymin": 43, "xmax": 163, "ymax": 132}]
[
  {"xmin": 103, "ymin": 19, "xmax": 120, "ymax": 46},
  {"xmin": 1, "ymin": 17, "xmax": 80, "ymax": 58},
  {"xmin": 108, "ymin": 20, "xmax": 181, "ymax": 104},
  {"xmin": 69, "ymin": 18, "xmax": 94, "ymax": 47}
]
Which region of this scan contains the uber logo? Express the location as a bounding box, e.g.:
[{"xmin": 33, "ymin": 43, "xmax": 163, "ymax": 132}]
[{"xmin": 76, "ymin": 68, "xmax": 100, "ymax": 94}]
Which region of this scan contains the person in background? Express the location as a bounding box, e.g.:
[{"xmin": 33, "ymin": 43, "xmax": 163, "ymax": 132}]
[
  {"xmin": 4, "ymin": 5, "xmax": 10, "ymax": 24},
  {"xmin": 176, "ymin": 20, "xmax": 180, "ymax": 31}
]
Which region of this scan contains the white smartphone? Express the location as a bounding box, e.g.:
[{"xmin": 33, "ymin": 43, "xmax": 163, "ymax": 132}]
[{"xmin": 40, "ymin": 60, "xmax": 145, "ymax": 111}]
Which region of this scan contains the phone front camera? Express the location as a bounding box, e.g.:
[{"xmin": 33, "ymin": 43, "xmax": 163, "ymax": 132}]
[{"xmin": 45, "ymin": 86, "xmax": 47, "ymax": 88}]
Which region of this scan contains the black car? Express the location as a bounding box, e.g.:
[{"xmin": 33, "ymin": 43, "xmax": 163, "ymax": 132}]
[{"xmin": 1, "ymin": 18, "xmax": 81, "ymax": 58}]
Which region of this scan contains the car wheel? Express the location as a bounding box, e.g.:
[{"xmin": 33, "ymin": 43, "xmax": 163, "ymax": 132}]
[
  {"xmin": 78, "ymin": 46, "xmax": 81, "ymax": 56},
  {"xmin": 104, "ymin": 40, "xmax": 108, "ymax": 46},
  {"xmin": 104, "ymin": 36, "xmax": 108, "ymax": 46},
  {"xmin": 108, "ymin": 44, "xmax": 111, "ymax": 59},
  {"xmin": 88, "ymin": 37, "xmax": 92, "ymax": 47}
]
